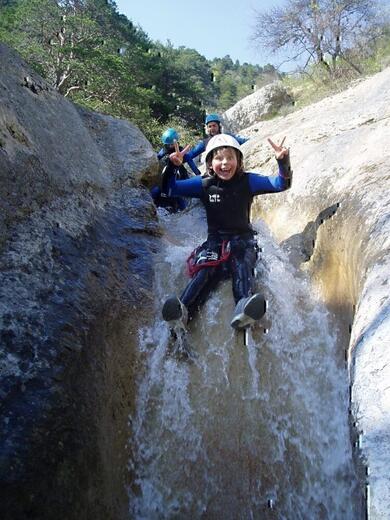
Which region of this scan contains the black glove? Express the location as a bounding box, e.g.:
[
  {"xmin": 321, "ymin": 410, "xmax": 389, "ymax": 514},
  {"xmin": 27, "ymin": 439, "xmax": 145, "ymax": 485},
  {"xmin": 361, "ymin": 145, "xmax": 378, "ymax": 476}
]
[{"xmin": 277, "ymin": 154, "xmax": 292, "ymax": 188}]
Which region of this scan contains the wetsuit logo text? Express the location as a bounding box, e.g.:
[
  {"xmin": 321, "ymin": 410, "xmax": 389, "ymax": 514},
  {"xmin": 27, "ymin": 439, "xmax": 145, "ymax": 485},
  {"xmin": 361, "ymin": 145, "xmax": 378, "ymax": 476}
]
[{"xmin": 209, "ymin": 194, "xmax": 221, "ymax": 203}]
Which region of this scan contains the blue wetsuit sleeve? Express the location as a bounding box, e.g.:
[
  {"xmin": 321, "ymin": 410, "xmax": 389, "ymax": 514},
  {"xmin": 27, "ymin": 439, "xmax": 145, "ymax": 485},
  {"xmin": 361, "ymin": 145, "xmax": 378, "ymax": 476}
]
[
  {"xmin": 184, "ymin": 140, "xmax": 206, "ymax": 161},
  {"xmin": 158, "ymin": 147, "xmax": 200, "ymax": 175},
  {"xmin": 234, "ymin": 134, "xmax": 249, "ymax": 145},
  {"xmin": 165, "ymin": 162, "xmax": 203, "ymax": 198},
  {"xmin": 157, "ymin": 148, "xmax": 165, "ymax": 160},
  {"xmin": 184, "ymin": 156, "xmax": 201, "ymax": 176},
  {"xmin": 248, "ymin": 158, "xmax": 292, "ymax": 194}
]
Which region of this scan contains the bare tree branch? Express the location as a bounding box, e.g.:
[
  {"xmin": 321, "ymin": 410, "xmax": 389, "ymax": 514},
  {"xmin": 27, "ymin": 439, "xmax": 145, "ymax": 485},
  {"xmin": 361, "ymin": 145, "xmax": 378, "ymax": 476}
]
[{"xmin": 251, "ymin": 0, "xmax": 387, "ymax": 75}]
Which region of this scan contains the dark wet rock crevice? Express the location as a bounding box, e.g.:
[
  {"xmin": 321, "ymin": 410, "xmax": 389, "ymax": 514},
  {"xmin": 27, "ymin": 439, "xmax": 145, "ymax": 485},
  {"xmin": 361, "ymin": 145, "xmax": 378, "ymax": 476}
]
[
  {"xmin": 0, "ymin": 195, "xmax": 160, "ymax": 519},
  {"xmin": 0, "ymin": 43, "xmax": 159, "ymax": 520}
]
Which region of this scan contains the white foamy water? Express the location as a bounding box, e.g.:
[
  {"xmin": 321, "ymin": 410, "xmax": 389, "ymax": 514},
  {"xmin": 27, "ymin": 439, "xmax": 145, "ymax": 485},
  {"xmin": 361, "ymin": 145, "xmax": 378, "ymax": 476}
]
[{"xmin": 128, "ymin": 205, "xmax": 362, "ymax": 519}]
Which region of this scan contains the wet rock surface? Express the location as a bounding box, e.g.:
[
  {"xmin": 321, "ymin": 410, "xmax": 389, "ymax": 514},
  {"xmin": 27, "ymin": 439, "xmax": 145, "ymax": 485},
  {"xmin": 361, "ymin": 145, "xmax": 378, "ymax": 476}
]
[
  {"xmin": 1, "ymin": 42, "xmax": 390, "ymax": 519},
  {"xmin": 242, "ymin": 68, "xmax": 390, "ymax": 518},
  {"xmin": 222, "ymin": 81, "xmax": 294, "ymax": 133},
  {"xmin": 0, "ymin": 43, "xmax": 160, "ymax": 519}
]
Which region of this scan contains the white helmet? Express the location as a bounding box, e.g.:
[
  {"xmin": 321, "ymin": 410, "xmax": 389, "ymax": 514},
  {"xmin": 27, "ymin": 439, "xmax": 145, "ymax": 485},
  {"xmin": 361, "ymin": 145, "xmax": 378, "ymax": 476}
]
[{"xmin": 205, "ymin": 134, "xmax": 242, "ymax": 163}]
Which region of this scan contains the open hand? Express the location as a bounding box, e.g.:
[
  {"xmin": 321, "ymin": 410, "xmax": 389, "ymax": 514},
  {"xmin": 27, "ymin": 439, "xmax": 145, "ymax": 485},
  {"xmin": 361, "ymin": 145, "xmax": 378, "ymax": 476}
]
[
  {"xmin": 268, "ymin": 136, "xmax": 289, "ymax": 160},
  {"xmin": 169, "ymin": 141, "xmax": 191, "ymax": 166}
]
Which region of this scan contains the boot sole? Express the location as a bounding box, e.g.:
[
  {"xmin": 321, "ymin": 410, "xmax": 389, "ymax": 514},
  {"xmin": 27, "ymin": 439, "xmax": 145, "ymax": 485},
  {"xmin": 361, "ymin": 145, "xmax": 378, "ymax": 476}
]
[
  {"xmin": 162, "ymin": 296, "xmax": 183, "ymax": 321},
  {"xmin": 231, "ymin": 294, "xmax": 266, "ymax": 330},
  {"xmin": 244, "ymin": 294, "xmax": 266, "ymax": 320}
]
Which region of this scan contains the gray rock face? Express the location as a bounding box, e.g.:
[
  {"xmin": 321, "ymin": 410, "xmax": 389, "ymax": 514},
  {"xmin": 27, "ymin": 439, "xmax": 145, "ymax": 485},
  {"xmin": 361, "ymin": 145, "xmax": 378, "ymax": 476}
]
[
  {"xmin": 241, "ymin": 68, "xmax": 390, "ymax": 519},
  {"xmin": 0, "ymin": 43, "xmax": 160, "ymax": 519},
  {"xmin": 1, "ymin": 41, "xmax": 390, "ymax": 519},
  {"xmin": 221, "ymin": 81, "xmax": 294, "ymax": 133}
]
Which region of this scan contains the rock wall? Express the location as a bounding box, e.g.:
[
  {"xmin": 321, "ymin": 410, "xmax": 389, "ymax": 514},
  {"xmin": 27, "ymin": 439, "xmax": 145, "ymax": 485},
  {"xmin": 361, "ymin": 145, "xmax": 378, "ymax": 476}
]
[
  {"xmin": 242, "ymin": 68, "xmax": 390, "ymax": 518},
  {"xmin": 0, "ymin": 44, "xmax": 160, "ymax": 519},
  {"xmin": 1, "ymin": 42, "xmax": 389, "ymax": 519},
  {"xmin": 221, "ymin": 81, "xmax": 293, "ymax": 134}
]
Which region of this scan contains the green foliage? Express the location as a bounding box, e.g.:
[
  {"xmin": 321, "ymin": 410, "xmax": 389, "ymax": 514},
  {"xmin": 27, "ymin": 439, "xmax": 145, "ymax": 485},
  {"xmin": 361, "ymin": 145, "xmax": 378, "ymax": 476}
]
[
  {"xmin": 145, "ymin": 43, "xmax": 211, "ymax": 130},
  {"xmin": 281, "ymin": 25, "xmax": 390, "ymax": 111},
  {"xmin": 209, "ymin": 56, "xmax": 281, "ymax": 111},
  {"xmin": 3, "ymin": 0, "xmax": 389, "ymax": 148},
  {"xmin": 252, "ymin": 0, "xmax": 389, "ymax": 80},
  {"xmin": 355, "ymin": 25, "xmax": 390, "ymax": 73},
  {"xmin": 145, "ymin": 116, "xmax": 201, "ymax": 152},
  {"xmin": 0, "ymin": 0, "xmax": 275, "ymax": 143}
]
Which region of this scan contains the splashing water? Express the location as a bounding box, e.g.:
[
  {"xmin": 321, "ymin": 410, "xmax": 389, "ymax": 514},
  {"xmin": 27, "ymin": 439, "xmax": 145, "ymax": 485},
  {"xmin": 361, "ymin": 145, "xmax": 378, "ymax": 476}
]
[{"xmin": 128, "ymin": 206, "xmax": 362, "ymax": 519}]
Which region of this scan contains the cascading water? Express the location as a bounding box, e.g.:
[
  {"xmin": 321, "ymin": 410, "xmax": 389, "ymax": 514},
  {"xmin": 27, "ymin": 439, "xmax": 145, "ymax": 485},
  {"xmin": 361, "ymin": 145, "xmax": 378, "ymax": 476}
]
[{"xmin": 128, "ymin": 204, "xmax": 362, "ymax": 519}]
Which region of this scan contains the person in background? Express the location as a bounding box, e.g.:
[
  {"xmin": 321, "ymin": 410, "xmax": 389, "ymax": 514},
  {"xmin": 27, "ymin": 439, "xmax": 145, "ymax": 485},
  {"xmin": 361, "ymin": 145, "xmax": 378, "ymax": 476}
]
[
  {"xmin": 161, "ymin": 133, "xmax": 292, "ymax": 331},
  {"xmin": 184, "ymin": 113, "xmax": 249, "ymax": 167},
  {"xmin": 150, "ymin": 128, "xmax": 200, "ymax": 212}
]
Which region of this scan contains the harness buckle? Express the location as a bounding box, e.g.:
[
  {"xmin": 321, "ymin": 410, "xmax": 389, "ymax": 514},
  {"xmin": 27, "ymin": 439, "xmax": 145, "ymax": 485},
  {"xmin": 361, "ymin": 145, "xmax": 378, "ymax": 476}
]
[{"xmin": 197, "ymin": 250, "xmax": 219, "ymax": 264}]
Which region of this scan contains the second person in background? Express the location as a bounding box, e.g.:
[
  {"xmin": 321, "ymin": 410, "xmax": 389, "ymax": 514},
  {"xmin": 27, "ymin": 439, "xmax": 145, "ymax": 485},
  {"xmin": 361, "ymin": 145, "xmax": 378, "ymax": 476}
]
[
  {"xmin": 150, "ymin": 128, "xmax": 200, "ymax": 213},
  {"xmin": 184, "ymin": 113, "xmax": 249, "ymax": 167}
]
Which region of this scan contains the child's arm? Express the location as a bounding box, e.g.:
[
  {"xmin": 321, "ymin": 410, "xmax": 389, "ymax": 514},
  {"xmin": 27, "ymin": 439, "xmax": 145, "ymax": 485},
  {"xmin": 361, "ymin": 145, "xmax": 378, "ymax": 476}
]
[
  {"xmin": 183, "ymin": 140, "xmax": 205, "ymax": 161},
  {"xmin": 157, "ymin": 148, "xmax": 166, "ymax": 160},
  {"xmin": 164, "ymin": 143, "xmax": 203, "ymax": 198},
  {"xmin": 234, "ymin": 134, "xmax": 249, "ymax": 145},
  {"xmin": 184, "ymin": 155, "xmax": 201, "ymax": 176},
  {"xmin": 249, "ymin": 137, "xmax": 292, "ymax": 194}
]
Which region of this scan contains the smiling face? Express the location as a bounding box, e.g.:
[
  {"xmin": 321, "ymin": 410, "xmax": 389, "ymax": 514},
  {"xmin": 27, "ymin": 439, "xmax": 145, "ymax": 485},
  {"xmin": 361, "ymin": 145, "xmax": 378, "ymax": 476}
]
[
  {"xmin": 206, "ymin": 121, "xmax": 220, "ymax": 136},
  {"xmin": 211, "ymin": 147, "xmax": 239, "ymax": 181}
]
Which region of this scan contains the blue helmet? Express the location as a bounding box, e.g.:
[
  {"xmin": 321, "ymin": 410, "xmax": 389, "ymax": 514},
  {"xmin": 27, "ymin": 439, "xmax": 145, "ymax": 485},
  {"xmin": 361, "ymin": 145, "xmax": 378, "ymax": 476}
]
[
  {"xmin": 205, "ymin": 114, "xmax": 221, "ymax": 125},
  {"xmin": 161, "ymin": 128, "xmax": 179, "ymax": 145}
]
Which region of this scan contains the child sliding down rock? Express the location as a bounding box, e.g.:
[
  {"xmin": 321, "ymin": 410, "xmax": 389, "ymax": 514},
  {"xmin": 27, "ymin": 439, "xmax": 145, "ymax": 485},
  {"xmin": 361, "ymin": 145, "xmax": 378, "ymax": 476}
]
[{"xmin": 162, "ymin": 133, "xmax": 292, "ymax": 331}]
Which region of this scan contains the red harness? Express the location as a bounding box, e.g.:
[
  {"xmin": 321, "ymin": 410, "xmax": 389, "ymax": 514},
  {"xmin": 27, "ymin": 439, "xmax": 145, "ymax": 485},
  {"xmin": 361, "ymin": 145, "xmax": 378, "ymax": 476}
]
[{"xmin": 186, "ymin": 240, "xmax": 231, "ymax": 277}]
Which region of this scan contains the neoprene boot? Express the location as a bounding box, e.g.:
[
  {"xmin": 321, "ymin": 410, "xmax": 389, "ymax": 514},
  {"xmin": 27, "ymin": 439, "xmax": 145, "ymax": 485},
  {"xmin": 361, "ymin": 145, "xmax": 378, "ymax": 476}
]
[
  {"xmin": 230, "ymin": 293, "xmax": 266, "ymax": 330},
  {"xmin": 162, "ymin": 296, "xmax": 188, "ymax": 325}
]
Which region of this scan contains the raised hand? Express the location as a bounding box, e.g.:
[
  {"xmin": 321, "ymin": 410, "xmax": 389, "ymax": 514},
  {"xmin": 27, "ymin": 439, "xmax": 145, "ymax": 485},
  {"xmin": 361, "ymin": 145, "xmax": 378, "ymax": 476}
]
[
  {"xmin": 267, "ymin": 136, "xmax": 289, "ymax": 160},
  {"xmin": 169, "ymin": 140, "xmax": 191, "ymax": 166}
]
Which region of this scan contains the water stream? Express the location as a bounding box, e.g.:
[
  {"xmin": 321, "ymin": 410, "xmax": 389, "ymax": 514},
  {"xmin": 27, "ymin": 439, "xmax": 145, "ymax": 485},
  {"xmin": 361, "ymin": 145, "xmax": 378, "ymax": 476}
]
[{"xmin": 128, "ymin": 204, "xmax": 362, "ymax": 519}]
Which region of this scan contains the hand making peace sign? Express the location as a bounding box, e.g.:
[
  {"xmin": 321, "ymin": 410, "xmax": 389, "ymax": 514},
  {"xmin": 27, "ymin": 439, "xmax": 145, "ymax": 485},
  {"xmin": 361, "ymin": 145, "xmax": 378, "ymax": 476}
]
[
  {"xmin": 268, "ymin": 136, "xmax": 289, "ymax": 160},
  {"xmin": 169, "ymin": 140, "xmax": 191, "ymax": 166}
]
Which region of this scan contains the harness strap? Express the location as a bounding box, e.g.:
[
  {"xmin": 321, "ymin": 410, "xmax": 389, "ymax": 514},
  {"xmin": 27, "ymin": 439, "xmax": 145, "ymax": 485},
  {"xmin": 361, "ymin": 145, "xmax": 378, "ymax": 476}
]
[{"xmin": 186, "ymin": 240, "xmax": 231, "ymax": 278}]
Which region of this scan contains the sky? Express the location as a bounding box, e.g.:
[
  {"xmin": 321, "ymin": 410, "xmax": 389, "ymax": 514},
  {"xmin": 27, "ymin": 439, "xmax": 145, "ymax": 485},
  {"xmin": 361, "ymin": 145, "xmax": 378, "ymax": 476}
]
[{"xmin": 115, "ymin": 0, "xmax": 288, "ymax": 69}]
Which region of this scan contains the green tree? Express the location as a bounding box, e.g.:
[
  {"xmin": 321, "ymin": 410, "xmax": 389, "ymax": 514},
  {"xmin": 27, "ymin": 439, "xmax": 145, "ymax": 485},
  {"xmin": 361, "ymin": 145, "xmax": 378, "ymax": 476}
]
[
  {"xmin": 0, "ymin": 0, "xmax": 158, "ymax": 126},
  {"xmin": 209, "ymin": 55, "xmax": 280, "ymax": 112},
  {"xmin": 0, "ymin": 0, "xmax": 281, "ymax": 143},
  {"xmin": 145, "ymin": 43, "xmax": 214, "ymax": 130},
  {"xmin": 218, "ymin": 76, "xmax": 237, "ymax": 111}
]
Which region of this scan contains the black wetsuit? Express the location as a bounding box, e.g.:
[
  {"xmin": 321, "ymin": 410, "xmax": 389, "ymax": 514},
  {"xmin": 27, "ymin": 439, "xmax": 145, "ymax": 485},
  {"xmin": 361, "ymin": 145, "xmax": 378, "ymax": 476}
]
[
  {"xmin": 151, "ymin": 146, "xmax": 199, "ymax": 213},
  {"xmin": 166, "ymin": 156, "xmax": 292, "ymax": 318}
]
